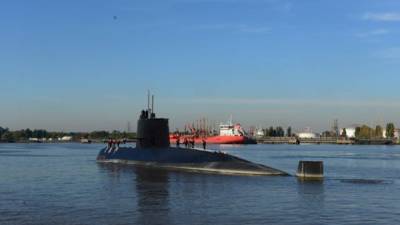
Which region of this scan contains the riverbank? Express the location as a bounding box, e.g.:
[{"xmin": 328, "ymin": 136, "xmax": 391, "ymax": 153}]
[{"xmin": 0, "ymin": 139, "xmax": 137, "ymax": 144}]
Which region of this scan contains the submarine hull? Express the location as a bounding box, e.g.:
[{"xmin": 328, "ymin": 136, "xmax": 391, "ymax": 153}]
[{"xmin": 97, "ymin": 147, "xmax": 288, "ymax": 176}]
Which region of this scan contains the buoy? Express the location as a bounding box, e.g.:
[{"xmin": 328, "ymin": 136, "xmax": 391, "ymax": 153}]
[{"xmin": 296, "ymin": 161, "xmax": 323, "ymax": 180}]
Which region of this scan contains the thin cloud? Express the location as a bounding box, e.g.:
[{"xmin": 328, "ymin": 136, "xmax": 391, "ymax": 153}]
[
  {"xmin": 239, "ymin": 25, "xmax": 271, "ymax": 33},
  {"xmin": 180, "ymin": 97, "xmax": 400, "ymax": 108},
  {"xmin": 375, "ymin": 47, "xmax": 400, "ymax": 60},
  {"xmin": 282, "ymin": 2, "xmax": 293, "ymax": 12},
  {"xmin": 362, "ymin": 12, "xmax": 400, "ymax": 22},
  {"xmin": 356, "ymin": 29, "xmax": 389, "ymax": 38},
  {"xmin": 198, "ymin": 24, "xmax": 270, "ymax": 34}
]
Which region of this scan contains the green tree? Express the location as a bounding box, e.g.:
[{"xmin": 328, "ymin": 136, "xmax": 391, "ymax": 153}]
[
  {"xmin": 386, "ymin": 123, "xmax": 395, "ymax": 138},
  {"xmin": 358, "ymin": 125, "xmax": 373, "ymax": 139},
  {"xmin": 287, "ymin": 126, "xmax": 292, "ymax": 137},
  {"xmin": 263, "ymin": 128, "xmax": 268, "ymax": 137},
  {"xmin": 375, "ymin": 125, "xmax": 383, "ymax": 138},
  {"xmin": 12, "ymin": 130, "xmax": 26, "ymax": 141},
  {"xmin": 110, "ymin": 130, "xmax": 123, "ymax": 139},
  {"xmin": 276, "ymin": 127, "xmax": 284, "ymax": 137},
  {"xmin": 342, "ymin": 128, "xmax": 347, "ymax": 138},
  {"xmin": 268, "ymin": 127, "xmax": 274, "ymax": 137},
  {"xmin": 32, "ymin": 129, "xmax": 48, "ymax": 139},
  {"xmin": 355, "ymin": 127, "xmax": 361, "ymax": 138},
  {"xmin": 0, "ymin": 127, "xmax": 8, "ymax": 139},
  {"xmin": 48, "ymin": 131, "xmax": 60, "ymax": 139},
  {"xmin": 1, "ymin": 131, "xmax": 15, "ymax": 142},
  {"xmin": 89, "ymin": 131, "xmax": 110, "ymax": 139},
  {"xmin": 125, "ymin": 132, "xmax": 136, "ymax": 139},
  {"xmin": 24, "ymin": 129, "xmax": 33, "ymax": 138},
  {"xmin": 0, "ymin": 126, "xmax": 5, "ymax": 137}
]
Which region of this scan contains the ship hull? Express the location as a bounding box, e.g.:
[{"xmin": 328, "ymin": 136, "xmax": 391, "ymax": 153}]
[
  {"xmin": 170, "ymin": 135, "xmax": 257, "ymax": 144},
  {"xmin": 97, "ymin": 147, "xmax": 287, "ymax": 176}
]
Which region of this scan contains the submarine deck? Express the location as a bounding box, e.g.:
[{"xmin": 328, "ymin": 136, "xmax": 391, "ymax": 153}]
[{"xmin": 97, "ymin": 147, "xmax": 289, "ymax": 176}]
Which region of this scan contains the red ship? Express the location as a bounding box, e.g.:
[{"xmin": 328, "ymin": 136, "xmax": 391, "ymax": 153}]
[{"xmin": 170, "ymin": 120, "xmax": 257, "ymax": 144}]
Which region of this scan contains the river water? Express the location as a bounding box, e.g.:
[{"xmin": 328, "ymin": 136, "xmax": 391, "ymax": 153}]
[{"xmin": 1, "ymin": 143, "xmax": 400, "ymax": 225}]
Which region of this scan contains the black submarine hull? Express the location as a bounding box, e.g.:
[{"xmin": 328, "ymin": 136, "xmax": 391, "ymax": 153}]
[{"xmin": 97, "ymin": 147, "xmax": 288, "ymax": 176}]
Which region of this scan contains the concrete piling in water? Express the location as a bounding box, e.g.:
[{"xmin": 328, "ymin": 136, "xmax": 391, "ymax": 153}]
[{"xmin": 296, "ymin": 161, "xmax": 323, "ymax": 180}]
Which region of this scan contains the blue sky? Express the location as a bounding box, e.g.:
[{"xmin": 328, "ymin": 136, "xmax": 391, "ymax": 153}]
[{"xmin": 1, "ymin": 0, "xmax": 400, "ymax": 132}]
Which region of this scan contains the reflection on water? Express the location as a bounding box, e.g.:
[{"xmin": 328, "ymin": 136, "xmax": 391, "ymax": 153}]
[
  {"xmin": 98, "ymin": 164, "xmax": 171, "ymax": 225},
  {"xmin": 296, "ymin": 179, "xmax": 325, "ymax": 212},
  {"xmin": 135, "ymin": 167, "xmax": 170, "ymax": 225}
]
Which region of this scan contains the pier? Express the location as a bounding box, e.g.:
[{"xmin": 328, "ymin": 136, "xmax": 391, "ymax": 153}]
[{"xmin": 257, "ymin": 137, "xmax": 354, "ymax": 144}]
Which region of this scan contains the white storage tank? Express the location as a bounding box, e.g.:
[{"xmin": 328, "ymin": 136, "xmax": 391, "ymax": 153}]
[{"xmin": 297, "ymin": 132, "xmax": 317, "ymax": 139}]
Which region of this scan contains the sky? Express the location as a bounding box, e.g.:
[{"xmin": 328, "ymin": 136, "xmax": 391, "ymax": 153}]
[{"xmin": 1, "ymin": 0, "xmax": 400, "ymax": 132}]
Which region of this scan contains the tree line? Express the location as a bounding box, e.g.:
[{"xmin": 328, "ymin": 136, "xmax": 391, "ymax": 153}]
[
  {"xmin": 354, "ymin": 123, "xmax": 396, "ymax": 139},
  {"xmin": 0, "ymin": 126, "xmax": 136, "ymax": 143},
  {"xmin": 261, "ymin": 126, "xmax": 292, "ymax": 137}
]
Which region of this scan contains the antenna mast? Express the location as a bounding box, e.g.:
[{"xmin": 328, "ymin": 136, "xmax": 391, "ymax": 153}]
[
  {"xmin": 147, "ymin": 90, "xmax": 151, "ymax": 115},
  {"xmin": 152, "ymin": 94, "xmax": 154, "ymax": 114}
]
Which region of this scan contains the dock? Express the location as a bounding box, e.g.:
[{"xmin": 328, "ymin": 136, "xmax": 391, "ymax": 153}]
[{"xmin": 257, "ymin": 137, "xmax": 354, "ymax": 145}]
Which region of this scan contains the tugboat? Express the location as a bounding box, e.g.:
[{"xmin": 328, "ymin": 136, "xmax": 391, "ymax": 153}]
[
  {"xmin": 170, "ymin": 119, "xmax": 257, "ymax": 145},
  {"xmin": 97, "ymin": 93, "xmax": 287, "ymax": 176}
]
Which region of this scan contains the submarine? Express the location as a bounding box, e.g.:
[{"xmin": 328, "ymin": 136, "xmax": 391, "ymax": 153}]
[{"xmin": 97, "ymin": 94, "xmax": 288, "ymax": 176}]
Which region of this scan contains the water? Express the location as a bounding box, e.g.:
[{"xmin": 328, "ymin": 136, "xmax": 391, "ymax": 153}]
[{"xmin": 1, "ymin": 143, "xmax": 400, "ymax": 225}]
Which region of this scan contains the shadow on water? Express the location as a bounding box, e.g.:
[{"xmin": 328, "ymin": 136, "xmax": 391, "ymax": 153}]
[
  {"xmin": 97, "ymin": 163, "xmax": 172, "ymax": 225},
  {"xmin": 135, "ymin": 167, "xmax": 171, "ymax": 225}
]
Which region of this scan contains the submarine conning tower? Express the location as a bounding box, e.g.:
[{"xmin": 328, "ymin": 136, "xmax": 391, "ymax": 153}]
[{"xmin": 136, "ymin": 93, "xmax": 170, "ymax": 149}]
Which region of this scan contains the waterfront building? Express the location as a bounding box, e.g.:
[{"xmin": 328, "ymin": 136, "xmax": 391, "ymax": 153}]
[
  {"xmin": 60, "ymin": 136, "xmax": 72, "ymax": 141},
  {"xmin": 395, "ymin": 129, "xmax": 400, "ymax": 139},
  {"xmin": 341, "ymin": 127, "xmax": 356, "ymax": 138},
  {"xmin": 383, "ymin": 129, "xmax": 400, "ymax": 139},
  {"xmin": 297, "ymin": 132, "xmax": 318, "ymax": 139},
  {"xmin": 296, "ymin": 127, "xmax": 318, "ymax": 139},
  {"xmin": 255, "ymin": 127, "xmax": 264, "ymax": 137}
]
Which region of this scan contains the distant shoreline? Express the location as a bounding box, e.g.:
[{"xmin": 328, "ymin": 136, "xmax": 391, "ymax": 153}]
[
  {"xmin": 0, "ymin": 140, "xmax": 137, "ymax": 144},
  {"xmin": 256, "ymin": 137, "xmax": 399, "ymax": 145},
  {"xmin": 1, "ymin": 140, "xmax": 398, "ymax": 145}
]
